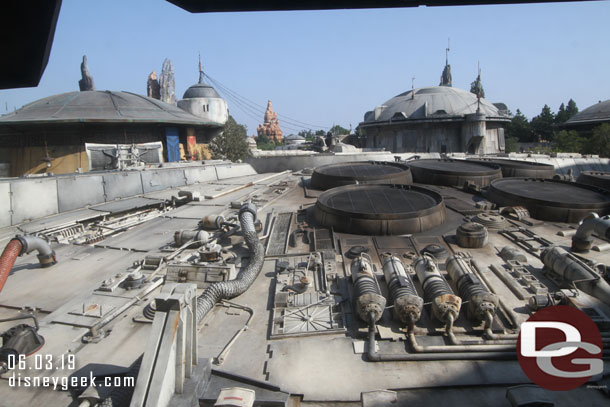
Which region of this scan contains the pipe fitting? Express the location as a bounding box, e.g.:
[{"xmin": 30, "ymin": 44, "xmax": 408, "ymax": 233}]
[
  {"xmin": 173, "ymin": 230, "xmax": 210, "ymax": 246},
  {"xmin": 572, "ymin": 213, "xmax": 610, "ymax": 252},
  {"xmin": 14, "ymin": 235, "xmax": 57, "ymax": 268},
  {"xmin": 238, "ymin": 202, "xmax": 257, "ymax": 222}
]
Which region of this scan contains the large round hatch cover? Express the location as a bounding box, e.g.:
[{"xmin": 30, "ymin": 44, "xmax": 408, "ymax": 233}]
[
  {"xmin": 314, "ymin": 184, "xmax": 445, "ymax": 235},
  {"xmin": 311, "ymin": 161, "xmax": 412, "ymax": 190},
  {"xmin": 409, "ymin": 159, "xmax": 502, "ymax": 188},
  {"xmin": 487, "ymin": 178, "xmax": 610, "ymax": 222}
]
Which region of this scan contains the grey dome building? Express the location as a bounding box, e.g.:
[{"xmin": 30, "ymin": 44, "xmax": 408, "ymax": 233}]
[
  {"xmin": 358, "ymin": 85, "xmax": 511, "ymax": 155},
  {"xmin": 0, "ymin": 90, "xmax": 222, "ymax": 176},
  {"xmin": 177, "ymin": 62, "xmax": 229, "ymax": 128}
]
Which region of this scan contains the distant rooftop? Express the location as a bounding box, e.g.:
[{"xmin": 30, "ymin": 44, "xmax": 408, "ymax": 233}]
[
  {"xmin": 0, "ymin": 90, "xmax": 218, "ymax": 126},
  {"xmin": 362, "ymin": 86, "xmax": 510, "ymax": 124},
  {"xmin": 564, "ymin": 99, "xmax": 610, "ymax": 127}
]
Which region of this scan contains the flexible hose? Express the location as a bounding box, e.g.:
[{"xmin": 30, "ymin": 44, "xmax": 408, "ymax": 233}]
[
  {"xmin": 0, "ymin": 239, "xmax": 23, "ymax": 294},
  {"xmin": 196, "ymin": 204, "xmax": 264, "ymax": 323},
  {"xmin": 98, "ymin": 204, "xmax": 263, "ymax": 406}
]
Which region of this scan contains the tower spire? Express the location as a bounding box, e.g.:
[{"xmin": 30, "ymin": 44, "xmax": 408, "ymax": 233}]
[
  {"xmin": 439, "ymin": 39, "xmax": 452, "ymax": 87},
  {"xmin": 198, "ymin": 53, "xmax": 204, "ymax": 84},
  {"xmin": 411, "ymin": 77, "xmax": 415, "ymax": 100}
]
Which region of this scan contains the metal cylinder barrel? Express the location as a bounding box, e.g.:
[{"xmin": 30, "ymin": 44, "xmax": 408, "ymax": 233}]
[
  {"xmin": 351, "ymin": 256, "xmax": 386, "ymax": 324},
  {"xmin": 201, "ymin": 215, "xmax": 225, "ymax": 230},
  {"xmin": 446, "ymin": 255, "xmax": 498, "ymax": 321},
  {"xmin": 381, "ymin": 256, "xmax": 424, "ymax": 324},
  {"xmin": 541, "ymin": 246, "xmax": 610, "ymax": 305},
  {"xmin": 414, "ymin": 256, "xmax": 461, "ymax": 323},
  {"xmin": 174, "ymin": 230, "xmax": 210, "ymax": 246}
]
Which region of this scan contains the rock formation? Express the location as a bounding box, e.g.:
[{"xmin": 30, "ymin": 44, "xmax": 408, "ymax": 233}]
[
  {"xmin": 257, "ymin": 100, "xmax": 283, "ymax": 143},
  {"xmin": 147, "ymin": 71, "xmax": 160, "ymax": 100},
  {"xmin": 78, "ymin": 55, "xmax": 95, "ymax": 91},
  {"xmin": 159, "ymin": 58, "xmax": 176, "ymax": 105}
]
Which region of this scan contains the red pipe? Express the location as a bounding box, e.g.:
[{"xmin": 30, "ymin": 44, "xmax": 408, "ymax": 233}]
[{"xmin": 0, "ymin": 239, "xmax": 23, "ymax": 294}]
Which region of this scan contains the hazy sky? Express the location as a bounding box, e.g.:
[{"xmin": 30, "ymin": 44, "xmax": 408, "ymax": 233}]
[{"xmin": 1, "ymin": 0, "xmax": 609, "ymax": 135}]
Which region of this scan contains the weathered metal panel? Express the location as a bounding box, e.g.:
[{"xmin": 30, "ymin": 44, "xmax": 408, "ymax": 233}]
[
  {"xmin": 90, "ymin": 197, "xmax": 164, "ymax": 214},
  {"xmin": 103, "ymin": 172, "xmax": 144, "ymax": 201},
  {"xmin": 141, "ymin": 169, "xmax": 187, "ymax": 193},
  {"xmin": 0, "ymin": 183, "xmax": 11, "ymax": 228},
  {"xmin": 20, "ymin": 208, "xmax": 108, "ymax": 234},
  {"xmin": 10, "ymin": 178, "xmax": 58, "ymax": 224},
  {"xmin": 57, "ymin": 175, "xmax": 106, "ymax": 212},
  {"xmin": 215, "ymin": 163, "xmax": 257, "ymax": 180},
  {"xmin": 184, "ymin": 166, "xmax": 217, "ymax": 184}
]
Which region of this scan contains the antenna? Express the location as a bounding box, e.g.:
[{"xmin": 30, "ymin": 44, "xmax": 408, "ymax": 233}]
[
  {"xmin": 446, "ymin": 38, "xmax": 450, "ymax": 65},
  {"xmin": 411, "ymin": 77, "xmax": 415, "ymax": 99},
  {"xmin": 198, "ymin": 53, "xmax": 204, "ymax": 84}
]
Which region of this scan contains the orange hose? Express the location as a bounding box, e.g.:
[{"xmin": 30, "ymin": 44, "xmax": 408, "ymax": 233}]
[{"xmin": 0, "ymin": 239, "xmax": 23, "ymax": 294}]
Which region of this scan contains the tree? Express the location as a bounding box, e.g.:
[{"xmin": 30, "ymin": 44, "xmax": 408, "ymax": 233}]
[
  {"xmin": 298, "ymin": 129, "xmax": 315, "ymax": 142},
  {"xmin": 588, "ymin": 123, "xmax": 610, "ymax": 157},
  {"xmin": 555, "ymin": 99, "xmax": 578, "ymax": 124},
  {"xmin": 566, "ymin": 99, "xmax": 579, "ymax": 117},
  {"xmin": 210, "ymin": 116, "xmax": 250, "ymax": 161},
  {"xmin": 554, "ymin": 130, "xmax": 585, "ymax": 153},
  {"xmin": 329, "ymin": 124, "xmax": 350, "ymax": 135},
  {"xmin": 504, "ymin": 136, "xmax": 519, "ymax": 153},
  {"xmin": 505, "ymin": 109, "xmax": 533, "ymax": 142},
  {"xmin": 555, "ymin": 103, "xmax": 569, "ymax": 124},
  {"xmin": 531, "ymin": 105, "xmax": 555, "ymax": 142}
]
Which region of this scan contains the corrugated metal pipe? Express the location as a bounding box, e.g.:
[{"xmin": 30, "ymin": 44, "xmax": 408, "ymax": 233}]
[
  {"xmin": 571, "ymin": 213, "xmax": 610, "ymax": 252},
  {"xmin": 0, "ymin": 235, "xmax": 56, "ymax": 294},
  {"xmin": 196, "ymin": 202, "xmax": 264, "ymax": 323},
  {"xmin": 99, "ymin": 203, "xmax": 263, "ymax": 407}
]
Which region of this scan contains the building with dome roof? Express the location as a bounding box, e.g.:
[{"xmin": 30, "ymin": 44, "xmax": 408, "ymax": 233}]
[
  {"xmin": 562, "ymin": 99, "xmax": 610, "ymax": 132},
  {"xmin": 358, "ymin": 61, "xmax": 511, "ymax": 155},
  {"xmin": 0, "ymin": 90, "xmax": 224, "ymax": 176},
  {"xmin": 0, "ymin": 57, "xmax": 229, "ymax": 176},
  {"xmin": 177, "ymin": 59, "xmax": 229, "ymax": 127}
]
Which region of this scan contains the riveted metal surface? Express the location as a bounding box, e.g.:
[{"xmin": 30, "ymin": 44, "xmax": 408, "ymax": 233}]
[
  {"xmin": 487, "ymin": 178, "xmax": 610, "ymax": 222},
  {"xmin": 315, "ymin": 184, "xmax": 445, "ymax": 235},
  {"xmin": 215, "ymin": 163, "xmax": 257, "ymax": 180},
  {"xmin": 0, "ymin": 183, "xmax": 11, "ymax": 228},
  {"xmin": 311, "ymin": 161, "xmax": 412, "ymax": 190},
  {"xmin": 10, "ymin": 178, "xmax": 58, "ymax": 224},
  {"xmin": 57, "ymin": 175, "xmax": 106, "ymax": 212},
  {"xmin": 184, "ymin": 166, "xmax": 218, "ymax": 184},
  {"xmin": 103, "ymin": 171, "xmax": 144, "ymax": 201},
  {"xmin": 468, "ymin": 158, "xmax": 555, "ymax": 179},
  {"xmin": 90, "ymin": 196, "xmax": 164, "ymax": 214},
  {"xmin": 409, "ymin": 159, "xmax": 502, "ymax": 188},
  {"xmin": 576, "ymin": 171, "xmax": 610, "ymax": 191},
  {"xmin": 141, "ymin": 169, "xmax": 187, "ymax": 193}
]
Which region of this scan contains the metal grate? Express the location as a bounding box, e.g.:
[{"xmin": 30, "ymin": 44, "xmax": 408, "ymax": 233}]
[{"xmin": 324, "ymin": 187, "xmax": 436, "ymax": 215}]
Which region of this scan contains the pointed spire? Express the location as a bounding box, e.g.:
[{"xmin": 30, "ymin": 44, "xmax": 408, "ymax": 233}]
[
  {"xmin": 411, "ymin": 77, "xmax": 415, "ymax": 100},
  {"xmin": 439, "ymin": 39, "xmax": 452, "ymax": 87},
  {"xmin": 198, "ymin": 53, "xmax": 204, "ymax": 84},
  {"xmin": 470, "ymin": 61, "xmax": 485, "ymax": 100}
]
